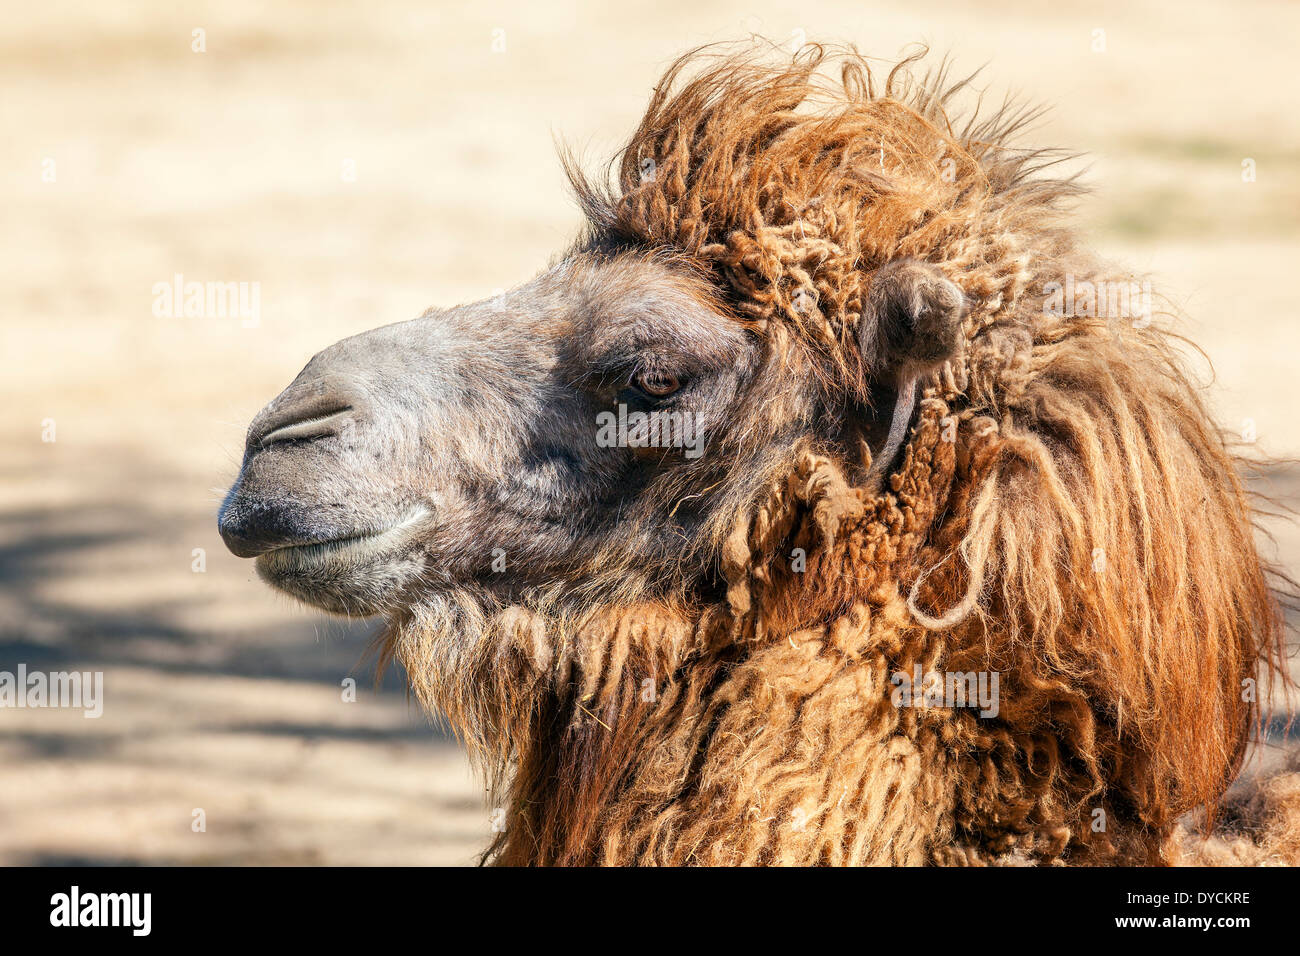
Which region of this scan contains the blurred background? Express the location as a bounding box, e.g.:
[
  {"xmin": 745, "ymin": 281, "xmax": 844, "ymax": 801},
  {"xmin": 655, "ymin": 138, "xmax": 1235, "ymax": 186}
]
[{"xmin": 2, "ymin": 0, "xmax": 1297, "ymax": 864}]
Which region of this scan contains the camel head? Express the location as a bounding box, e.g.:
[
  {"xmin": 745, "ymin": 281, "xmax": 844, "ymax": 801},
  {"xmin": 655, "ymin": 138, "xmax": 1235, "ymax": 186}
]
[
  {"xmin": 219, "ymin": 46, "xmax": 1285, "ymax": 865},
  {"xmin": 219, "ymin": 250, "xmax": 963, "ymax": 618}
]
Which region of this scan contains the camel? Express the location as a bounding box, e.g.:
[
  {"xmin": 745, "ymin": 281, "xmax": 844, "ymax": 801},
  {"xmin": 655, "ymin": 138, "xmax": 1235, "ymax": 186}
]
[{"xmin": 219, "ymin": 44, "xmax": 1298, "ymax": 865}]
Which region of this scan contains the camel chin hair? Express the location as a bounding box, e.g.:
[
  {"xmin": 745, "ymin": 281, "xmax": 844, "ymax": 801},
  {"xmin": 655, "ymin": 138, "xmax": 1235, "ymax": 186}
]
[{"xmin": 219, "ymin": 42, "xmax": 1298, "ymax": 866}]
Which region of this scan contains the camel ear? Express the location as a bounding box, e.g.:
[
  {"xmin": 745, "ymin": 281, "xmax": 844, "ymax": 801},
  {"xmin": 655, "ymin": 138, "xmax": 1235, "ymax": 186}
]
[{"xmin": 859, "ymin": 259, "xmax": 966, "ymax": 382}]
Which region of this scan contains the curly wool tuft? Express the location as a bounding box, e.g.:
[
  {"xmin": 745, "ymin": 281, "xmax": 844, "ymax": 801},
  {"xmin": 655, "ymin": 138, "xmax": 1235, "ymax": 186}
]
[{"xmin": 386, "ymin": 43, "xmax": 1295, "ymax": 865}]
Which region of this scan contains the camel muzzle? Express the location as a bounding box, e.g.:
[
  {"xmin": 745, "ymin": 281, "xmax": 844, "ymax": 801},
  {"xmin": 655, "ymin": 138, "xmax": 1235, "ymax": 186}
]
[{"xmin": 216, "ymin": 302, "xmax": 539, "ymax": 612}]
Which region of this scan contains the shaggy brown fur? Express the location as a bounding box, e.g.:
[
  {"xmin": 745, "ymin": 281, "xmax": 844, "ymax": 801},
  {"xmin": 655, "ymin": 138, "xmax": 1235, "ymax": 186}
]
[
  {"xmin": 376, "ymin": 44, "xmax": 1295, "ymax": 865},
  {"xmin": 1170, "ymin": 751, "xmax": 1300, "ymax": 865}
]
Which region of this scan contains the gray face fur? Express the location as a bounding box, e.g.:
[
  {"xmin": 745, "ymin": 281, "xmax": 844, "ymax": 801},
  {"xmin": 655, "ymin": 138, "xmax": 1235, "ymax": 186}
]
[
  {"xmin": 219, "ymin": 250, "xmax": 962, "ymax": 618},
  {"xmin": 220, "ymin": 253, "xmax": 772, "ymax": 616}
]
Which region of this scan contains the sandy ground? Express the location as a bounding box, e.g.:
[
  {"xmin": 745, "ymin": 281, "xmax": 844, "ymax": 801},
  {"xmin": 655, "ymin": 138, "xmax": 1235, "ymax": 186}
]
[{"xmin": 1, "ymin": 0, "xmax": 1298, "ymax": 864}]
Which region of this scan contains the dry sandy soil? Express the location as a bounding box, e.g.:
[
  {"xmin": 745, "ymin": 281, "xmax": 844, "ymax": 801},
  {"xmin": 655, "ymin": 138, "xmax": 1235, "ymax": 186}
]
[{"xmin": 2, "ymin": 0, "xmax": 1298, "ymax": 864}]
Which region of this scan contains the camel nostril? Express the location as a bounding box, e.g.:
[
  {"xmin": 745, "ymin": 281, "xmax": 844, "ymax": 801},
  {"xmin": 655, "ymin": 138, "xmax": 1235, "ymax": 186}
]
[{"xmin": 258, "ymin": 407, "xmax": 353, "ymax": 448}]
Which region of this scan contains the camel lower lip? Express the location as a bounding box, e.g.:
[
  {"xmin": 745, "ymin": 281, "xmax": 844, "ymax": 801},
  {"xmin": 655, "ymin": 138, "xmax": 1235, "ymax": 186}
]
[
  {"xmin": 257, "ymin": 508, "xmax": 429, "ymax": 568},
  {"xmin": 265, "ymin": 532, "xmax": 386, "ymax": 561}
]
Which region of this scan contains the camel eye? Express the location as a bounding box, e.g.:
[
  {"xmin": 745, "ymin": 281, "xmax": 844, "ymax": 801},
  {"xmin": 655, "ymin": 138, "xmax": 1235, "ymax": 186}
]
[{"xmin": 634, "ymin": 371, "xmax": 681, "ymax": 397}]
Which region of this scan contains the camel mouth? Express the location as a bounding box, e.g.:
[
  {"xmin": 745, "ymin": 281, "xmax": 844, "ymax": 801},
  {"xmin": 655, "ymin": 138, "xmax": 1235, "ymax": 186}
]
[
  {"xmin": 253, "ymin": 507, "xmax": 430, "ymax": 613},
  {"xmin": 262, "ymin": 528, "xmax": 395, "ymax": 561}
]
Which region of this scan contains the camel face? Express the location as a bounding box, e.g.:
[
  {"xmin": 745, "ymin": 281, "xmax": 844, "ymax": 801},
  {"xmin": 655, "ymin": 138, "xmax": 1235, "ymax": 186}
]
[{"xmin": 219, "ymin": 252, "xmax": 797, "ymax": 616}]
